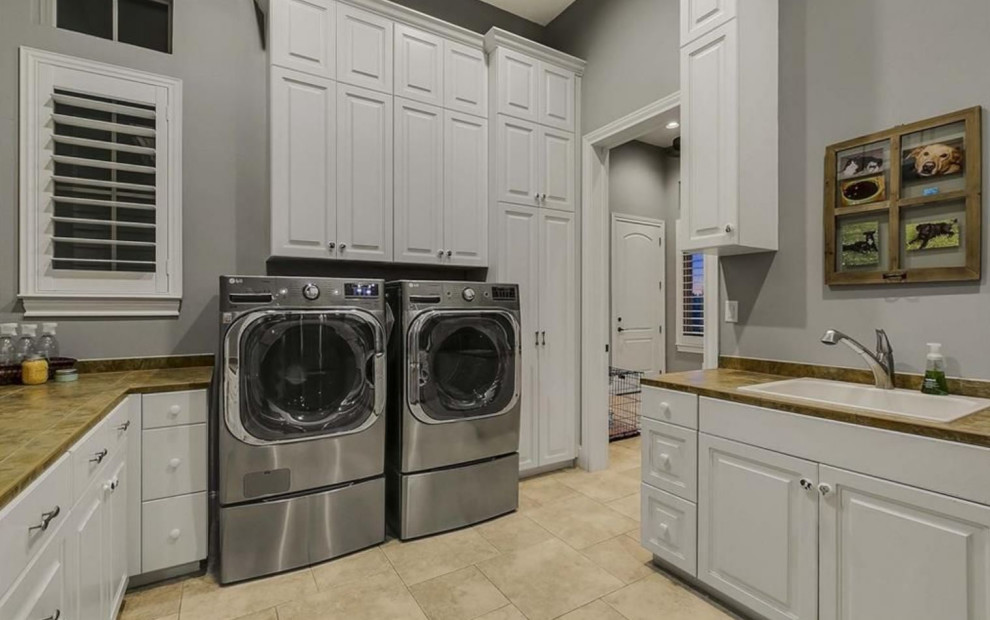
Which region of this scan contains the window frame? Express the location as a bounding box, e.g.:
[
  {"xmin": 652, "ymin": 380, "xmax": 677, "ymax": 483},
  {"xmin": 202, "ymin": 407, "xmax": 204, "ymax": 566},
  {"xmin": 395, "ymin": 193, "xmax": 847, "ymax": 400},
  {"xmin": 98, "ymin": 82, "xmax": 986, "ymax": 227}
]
[
  {"xmin": 19, "ymin": 47, "xmax": 183, "ymax": 318},
  {"xmin": 49, "ymin": 0, "xmax": 174, "ymax": 54},
  {"xmin": 676, "ymin": 251, "xmax": 705, "ymax": 354}
]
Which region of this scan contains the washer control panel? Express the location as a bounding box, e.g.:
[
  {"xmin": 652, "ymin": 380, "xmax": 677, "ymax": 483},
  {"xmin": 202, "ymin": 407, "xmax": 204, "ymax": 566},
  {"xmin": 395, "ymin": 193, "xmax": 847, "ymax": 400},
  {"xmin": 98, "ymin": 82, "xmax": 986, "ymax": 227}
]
[{"xmin": 302, "ymin": 283, "xmax": 320, "ymax": 300}]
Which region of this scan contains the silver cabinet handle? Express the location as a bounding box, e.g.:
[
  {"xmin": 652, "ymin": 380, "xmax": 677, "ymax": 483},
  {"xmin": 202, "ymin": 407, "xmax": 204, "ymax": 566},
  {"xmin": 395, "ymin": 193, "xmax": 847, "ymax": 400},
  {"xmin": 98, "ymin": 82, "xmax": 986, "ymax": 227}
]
[
  {"xmin": 541, "ymin": 331, "xmax": 546, "ymax": 346},
  {"xmin": 116, "ymin": 420, "xmax": 130, "ymax": 432},
  {"xmin": 339, "ymin": 243, "xmax": 347, "ymax": 251},
  {"xmin": 328, "ymin": 242, "xmax": 336, "ymax": 251},
  {"xmin": 541, "ymin": 193, "xmax": 548, "ymax": 201},
  {"xmin": 799, "ymin": 478, "xmax": 813, "ymax": 491},
  {"xmin": 28, "ymin": 506, "xmax": 61, "ymax": 533},
  {"xmin": 90, "ymin": 448, "xmax": 108, "ymax": 464},
  {"xmin": 109, "ymin": 478, "xmax": 120, "ymax": 492},
  {"xmin": 724, "ymin": 224, "xmax": 734, "ymax": 233},
  {"xmin": 42, "ymin": 610, "xmax": 60, "ymax": 620},
  {"xmin": 818, "ymin": 483, "xmax": 832, "ymax": 496},
  {"xmin": 534, "ymin": 192, "xmax": 540, "ymax": 200},
  {"xmin": 446, "ymin": 250, "xmax": 452, "ymax": 257},
  {"xmin": 437, "ymin": 250, "xmax": 444, "ymax": 257}
]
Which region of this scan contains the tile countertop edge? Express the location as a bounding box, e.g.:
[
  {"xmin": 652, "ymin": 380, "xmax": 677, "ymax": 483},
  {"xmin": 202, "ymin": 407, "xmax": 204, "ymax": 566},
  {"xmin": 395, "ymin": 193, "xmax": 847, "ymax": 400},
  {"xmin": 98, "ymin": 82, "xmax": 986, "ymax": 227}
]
[
  {"xmin": 643, "ymin": 369, "xmax": 990, "ymax": 450},
  {"xmin": 0, "ymin": 367, "xmax": 213, "ymax": 511}
]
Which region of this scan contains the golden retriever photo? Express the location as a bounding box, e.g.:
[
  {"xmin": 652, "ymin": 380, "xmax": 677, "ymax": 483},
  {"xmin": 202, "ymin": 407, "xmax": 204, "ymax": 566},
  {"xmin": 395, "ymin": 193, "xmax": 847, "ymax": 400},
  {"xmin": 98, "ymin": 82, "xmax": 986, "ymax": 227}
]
[{"xmin": 906, "ymin": 142, "xmax": 964, "ymax": 177}]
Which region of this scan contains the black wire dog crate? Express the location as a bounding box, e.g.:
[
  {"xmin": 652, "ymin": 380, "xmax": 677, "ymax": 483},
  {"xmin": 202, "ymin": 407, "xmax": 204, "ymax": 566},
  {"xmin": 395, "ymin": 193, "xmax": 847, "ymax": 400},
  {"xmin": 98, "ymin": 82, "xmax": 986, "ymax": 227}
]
[{"xmin": 609, "ymin": 367, "xmax": 643, "ymax": 441}]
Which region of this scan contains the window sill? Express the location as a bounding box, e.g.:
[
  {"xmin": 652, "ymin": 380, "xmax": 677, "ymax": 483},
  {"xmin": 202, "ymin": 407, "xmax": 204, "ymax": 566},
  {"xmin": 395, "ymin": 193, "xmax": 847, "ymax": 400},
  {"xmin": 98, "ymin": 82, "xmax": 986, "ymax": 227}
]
[
  {"xmin": 21, "ymin": 296, "xmax": 181, "ymax": 318},
  {"xmin": 676, "ymin": 341, "xmax": 704, "ymax": 355}
]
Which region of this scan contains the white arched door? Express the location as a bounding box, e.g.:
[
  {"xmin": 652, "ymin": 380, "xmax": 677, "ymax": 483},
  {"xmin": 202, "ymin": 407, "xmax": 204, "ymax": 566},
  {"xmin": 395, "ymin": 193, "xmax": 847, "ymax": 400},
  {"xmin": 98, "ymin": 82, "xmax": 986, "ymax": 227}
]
[{"xmin": 611, "ymin": 214, "xmax": 666, "ymax": 374}]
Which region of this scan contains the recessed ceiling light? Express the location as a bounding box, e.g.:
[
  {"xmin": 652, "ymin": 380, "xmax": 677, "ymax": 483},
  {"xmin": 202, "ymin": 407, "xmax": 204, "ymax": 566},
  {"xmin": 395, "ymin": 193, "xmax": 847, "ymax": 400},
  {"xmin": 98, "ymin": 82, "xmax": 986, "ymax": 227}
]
[{"xmin": 666, "ymin": 121, "xmax": 680, "ymax": 129}]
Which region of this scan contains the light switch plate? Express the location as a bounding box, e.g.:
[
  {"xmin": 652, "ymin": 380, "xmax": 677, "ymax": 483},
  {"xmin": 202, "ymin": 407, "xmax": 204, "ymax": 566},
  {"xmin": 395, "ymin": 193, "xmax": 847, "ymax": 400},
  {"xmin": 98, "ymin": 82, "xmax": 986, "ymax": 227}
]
[{"xmin": 725, "ymin": 300, "xmax": 738, "ymax": 323}]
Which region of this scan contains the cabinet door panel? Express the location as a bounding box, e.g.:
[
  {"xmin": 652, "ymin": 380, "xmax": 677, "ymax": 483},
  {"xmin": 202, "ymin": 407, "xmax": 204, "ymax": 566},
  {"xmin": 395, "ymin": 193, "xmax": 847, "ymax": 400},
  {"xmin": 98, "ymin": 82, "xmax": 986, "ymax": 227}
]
[
  {"xmin": 538, "ymin": 63, "xmax": 575, "ymax": 131},
  {"xmin": 0, "ymin": 532, "xmax": 69, "ymax": 620},
  {"xmin": 270, "ymin": 67, "xmax": 335, "ymax": 258},
  {"xmin": 495, "ymin": 204, "xmax": 540, "ymax": 472},
  {"xmin": 71, "ymin": 484, "xmax": 107, "ymax": 620},
  {"xmin": 444, "ymin": 40, "xmax": 487, "ymax": 117},
  {"xmin": 680, "ymin": 22, "xmax": 738, "ymax": 250},
  {"xmin": 538, "ymin": 210, "xmax": 577, "ymax": 466},
  {"xmin": 336, "ymin": 4, "xmax": 393, "ymax": 93},
  {"xmin": 681, "ymin": 0, "xmax": 737, "ymax": 44},
  {"xmin": 336, "ymin": 84, "xmax": 393, "ymax": 262},
  {"xmin": 820, "ymin": 465, "xmax": 990, "ymax": 620},
  {"xmin": 443, "ymin": 111, "xmax": 488, "ymax": 267},
  {"xmin": 495, "ymin": 48, "xmax": 539, "ymax": 122},
  {"xmin": 496, "ymin": 116, "xmax": 539, "ymax": 207},
  {"xmin": 394, "ymin": 24, "xmax": 443, "ymax": 106},
  {"xmin": 698, "ymin": 434, "xmax": 818, "ymax": 620},
  {"xmin": 270, "ymin": 0, "xmax": 335, "ymax": 78},
  {"xmin": 394, "ymin": 98, "xmax": 444, "ymax": 264},
  {"xmin": 105, "ymin": 456, "xmax": 128, "ymax": 616},
  {"xmin": 539, "ymin": 127, "xmax": 575, "ymax": 212}
]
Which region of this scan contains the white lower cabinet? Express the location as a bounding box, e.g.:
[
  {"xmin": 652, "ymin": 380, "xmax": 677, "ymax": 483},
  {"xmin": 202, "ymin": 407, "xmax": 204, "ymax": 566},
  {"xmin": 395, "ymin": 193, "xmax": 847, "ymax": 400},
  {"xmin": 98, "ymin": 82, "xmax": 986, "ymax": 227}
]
[
  {"xmin": 819, "ymin": 465, "xmax": 990, "ymax": 620},
  {"xmin": 698, "ymin": 434, "xmax": 818, "ymax": 620},
  {"xmin": 0, "ymin": 526, "xmax": 69, "ymax": 620}
]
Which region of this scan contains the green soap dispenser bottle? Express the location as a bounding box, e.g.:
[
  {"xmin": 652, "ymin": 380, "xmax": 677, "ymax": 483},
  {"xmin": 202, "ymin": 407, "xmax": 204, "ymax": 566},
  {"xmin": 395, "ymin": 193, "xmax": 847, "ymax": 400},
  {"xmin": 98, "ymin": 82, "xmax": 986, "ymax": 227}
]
[{"xmin": 921, "ymin": 343, "xmax": 949, "ymax": 395}]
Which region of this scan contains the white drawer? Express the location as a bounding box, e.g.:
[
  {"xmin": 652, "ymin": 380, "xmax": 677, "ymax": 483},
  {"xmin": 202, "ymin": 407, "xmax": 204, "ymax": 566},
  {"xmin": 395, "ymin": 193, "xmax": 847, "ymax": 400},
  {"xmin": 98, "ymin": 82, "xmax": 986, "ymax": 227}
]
[
  {"xmin": 143, "ymin": 390, "xmax": 208, "ymax": 429},
  {"xmin": 642, "ymin": 386, "xmax": 698, "ymax": 429},
  {"xmin": 142, "ymin": 424, "xmax": 208, "ymax": 501},
  {"xmin": 641, "ymin": 418, "xmax": 698, "ymax": 502},
  {"xmin": 142, "ymin": 492, "xmax": 208, "ymax": 573},
  {"xmin": 641, "ymin": 483, "xmax": 697, "ymax": 576},
  {"xmin": 0, "ymin": 454, "xmax": 71, "ymax": 597}
]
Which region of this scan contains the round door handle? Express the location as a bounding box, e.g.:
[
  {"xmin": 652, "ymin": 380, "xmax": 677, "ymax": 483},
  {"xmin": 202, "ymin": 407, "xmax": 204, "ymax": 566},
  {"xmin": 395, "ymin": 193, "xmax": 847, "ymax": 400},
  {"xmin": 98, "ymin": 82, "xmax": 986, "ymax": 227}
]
[
  {"xmin": 169, "ymin": 528, "xmax": 181, "ymax": 541},
  {"xmin": 818, "ymin": 483, "xmax": 833, "ymax": 496},
  {"xmin": 168, "ymin": 458, "xmax": 182, "ymax": 469},
  {"xmin": 167, "ymin": 404, "xmax": 182, "ymax": 417},
  {"xmin": 799, "ymin": 478, "xmax": 813, "ymax": 491}
]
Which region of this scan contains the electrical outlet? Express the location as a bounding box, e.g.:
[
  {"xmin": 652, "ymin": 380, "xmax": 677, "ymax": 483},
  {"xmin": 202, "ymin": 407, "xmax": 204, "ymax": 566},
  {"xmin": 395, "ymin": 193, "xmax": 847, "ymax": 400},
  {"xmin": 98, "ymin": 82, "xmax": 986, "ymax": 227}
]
[{"xmin": 725, "ymin": 300, "xmax": 739, "ymax": 323}]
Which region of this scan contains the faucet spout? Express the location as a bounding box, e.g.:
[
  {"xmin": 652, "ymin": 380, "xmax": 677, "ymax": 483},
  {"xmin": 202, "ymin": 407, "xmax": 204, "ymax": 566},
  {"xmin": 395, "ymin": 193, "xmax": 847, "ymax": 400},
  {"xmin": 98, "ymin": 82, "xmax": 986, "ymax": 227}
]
[{"xmin": 820, "ymin": 329, "xmax": 896, "ymax": 389}]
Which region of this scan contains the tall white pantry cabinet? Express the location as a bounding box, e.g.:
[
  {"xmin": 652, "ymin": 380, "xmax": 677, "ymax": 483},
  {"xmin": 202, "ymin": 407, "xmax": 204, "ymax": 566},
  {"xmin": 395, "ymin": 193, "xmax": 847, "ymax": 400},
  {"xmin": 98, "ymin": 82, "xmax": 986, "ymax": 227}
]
[{"xmin": 486, "ymin": 29, "xmax": 585, "ymax": 474}]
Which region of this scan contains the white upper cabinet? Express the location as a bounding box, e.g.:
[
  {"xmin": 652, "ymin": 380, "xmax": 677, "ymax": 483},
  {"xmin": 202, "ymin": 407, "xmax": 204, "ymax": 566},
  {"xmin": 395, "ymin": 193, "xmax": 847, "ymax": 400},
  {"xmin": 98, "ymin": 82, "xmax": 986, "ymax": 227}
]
[
  {"xmin": 336, "ymin": 83, "xmax": 393, "ymax": 262},
  {"xmin": 538, "ymin": 63, "xmax": 575, "ymax": 131},
  {"xmin": 444, "ymin": 40, "xmax": 488, "ymax": 118},
  {"xmin": 394, "ymin": 24, "xmax": 444, "ymax": 107},
  {"xmin": 539, "ymin": 127, "xmax": 575, "ymax": 212},
  {"xmin": 494, "ymin": 48, "xmax": 540, "ymax": 123},
  {"xmin": 270, "ymin": 0, "xmax": 336, "ymax": 78},
  {"xmin": 270, "ymin": 67, "xmax": 336, "ymax": 259},
  {"xmin": 394, "ymin": 98, "xmax": 444, "ymax": 264},
  {"xmin": 496, "ymin": 116, "xmax": 540, "ymax": 208},
  {"xmin": 443, "ymin": 111, "xmax": 488, "ymax": 266},
  {"xmin": 819, "ymin": 466, "xmax": 990, "ymax": 620},
  {"xmin": 681, "ymin": 0, "xmax": 737, "ymax": 45},
  {"xmin": 678, "ymin": 0, "xmax": 778, "ymax": 255},
  {"xmin": 336, "ymin": 3, "xmax": 393, "ymax": 93},
  {"xmin": 698, "ymin": 434, "xmax": 819, "ymax": 620}
]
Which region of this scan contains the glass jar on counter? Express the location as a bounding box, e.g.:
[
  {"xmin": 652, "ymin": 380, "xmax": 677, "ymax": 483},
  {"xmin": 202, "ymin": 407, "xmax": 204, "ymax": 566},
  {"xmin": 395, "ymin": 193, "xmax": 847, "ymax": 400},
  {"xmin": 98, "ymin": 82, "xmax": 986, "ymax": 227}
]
[{"xmin": 21, "ymin": 355, "xmax": 49, "ymax": 385}]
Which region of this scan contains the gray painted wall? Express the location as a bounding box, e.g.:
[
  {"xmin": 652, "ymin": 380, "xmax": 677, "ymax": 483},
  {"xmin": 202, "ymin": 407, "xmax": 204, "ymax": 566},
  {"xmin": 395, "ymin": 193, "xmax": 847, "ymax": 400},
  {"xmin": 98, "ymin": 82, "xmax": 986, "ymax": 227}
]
[
  {"xmin": 609, "ymin": 141, "xmax": 700, "ymax": 372},
  {"xmin": 0, "ymin": 0, "xmax": 543, "ymax": 360},
  {"xmin": 544, "ymin": 0, "xmax": 679, "ymax": 133},
  {"xmin": 721, "ymin": 0, "xmax": 990, "ymax": 379}
]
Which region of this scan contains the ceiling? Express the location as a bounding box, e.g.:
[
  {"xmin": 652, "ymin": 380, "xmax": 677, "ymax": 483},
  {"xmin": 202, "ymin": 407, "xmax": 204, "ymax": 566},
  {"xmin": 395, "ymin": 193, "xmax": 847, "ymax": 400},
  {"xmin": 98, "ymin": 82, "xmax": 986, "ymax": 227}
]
[
  {"xmin": 477, "ymin": 0, "xmax": 579, "ymax": 26},
  {"xmin": 635, "ymin": 108, "xmax": 681, "ymax": 148}
]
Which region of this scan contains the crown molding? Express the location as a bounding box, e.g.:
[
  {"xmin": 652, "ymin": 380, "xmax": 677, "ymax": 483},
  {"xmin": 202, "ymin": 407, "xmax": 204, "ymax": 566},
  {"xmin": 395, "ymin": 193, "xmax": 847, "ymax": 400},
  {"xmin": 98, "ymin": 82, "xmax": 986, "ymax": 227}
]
[
  {"xmin": 340, "ymin": 0, "xmax": 485, "ymax": 48},
  {"xmin": 484, "ymin": 27, "xmax": 586, "ymax": 75}
]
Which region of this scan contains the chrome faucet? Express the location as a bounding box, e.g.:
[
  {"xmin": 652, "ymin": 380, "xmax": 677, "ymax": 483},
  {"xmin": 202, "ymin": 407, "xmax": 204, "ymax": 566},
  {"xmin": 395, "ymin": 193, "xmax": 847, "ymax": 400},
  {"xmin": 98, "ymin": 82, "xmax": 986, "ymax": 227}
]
[{"xmin": 820, "ymin": 329, "xmax": 896, "ymax": 389}]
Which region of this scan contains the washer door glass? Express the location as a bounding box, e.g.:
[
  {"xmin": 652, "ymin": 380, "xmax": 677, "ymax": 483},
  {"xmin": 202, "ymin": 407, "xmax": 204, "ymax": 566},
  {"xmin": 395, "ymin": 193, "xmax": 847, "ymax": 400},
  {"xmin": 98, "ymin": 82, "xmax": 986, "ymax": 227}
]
[
  {"xmin": 239, "ymin": 312, "xmax": 380, "ymax": 441},
  {"xmin": 412, "ymin": 312, "xmax": 517, "ymax": 422}
]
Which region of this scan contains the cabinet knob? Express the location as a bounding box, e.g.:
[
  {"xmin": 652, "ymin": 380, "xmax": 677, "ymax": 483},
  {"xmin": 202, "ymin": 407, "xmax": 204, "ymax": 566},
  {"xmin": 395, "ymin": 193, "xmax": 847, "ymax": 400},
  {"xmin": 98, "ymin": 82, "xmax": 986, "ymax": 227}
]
[
  {"xmin": 799, "ymin": 478, "xmax": 813, "ymax": 491},
  {"xmin": 168, "ymin": 404, "xmax": 182, "ymax": 417},
  {"xmin": 339, "ymin": 243, "xmax": 347, "ymax": 251},
  {"xmin": 541, "ymin": 193, "xmax": 548, "ymax": 201},
  {"xmin": 446, "ymin": 250, "xmax": 452, "ymax": 257},
  {"xmin": 658, "ymin": 453, "xmax": 671, "ymax": 466},
  {"xmin": 437, "ymin": 250, "xmax": 445, "ymax": 258},
  {"xmin": 169, "ymin": 528, "xmax": 181, "ymax": 541},
  {"xmin": 168, "ymin": 458, "xmax": 182, "ymax": 469},
  {"xmin": 724, "ymin": 224, "xmax": 734, "ymax": 233},
  {"xmin": 818, "ymin": 483, "xmax": 833, "ymax": 496},
  {"xmin": 328, "ymin": 242, "xmax": 336, "ymax": 251},
  {"xmin": 659, "ymin": 402, "xmax": 671, "ymax": 416},
  {"xmin": 658, "ymin": 523, "xmax": 669, "ymax": 536}
]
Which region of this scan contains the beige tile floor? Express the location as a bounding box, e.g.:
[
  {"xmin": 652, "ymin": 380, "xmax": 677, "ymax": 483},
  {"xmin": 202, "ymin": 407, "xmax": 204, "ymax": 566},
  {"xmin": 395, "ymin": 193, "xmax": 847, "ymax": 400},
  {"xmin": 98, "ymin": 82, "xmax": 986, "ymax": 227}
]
[{"xmin": 121, "ymin": 437, "xmax": 735, "ymax": 620}]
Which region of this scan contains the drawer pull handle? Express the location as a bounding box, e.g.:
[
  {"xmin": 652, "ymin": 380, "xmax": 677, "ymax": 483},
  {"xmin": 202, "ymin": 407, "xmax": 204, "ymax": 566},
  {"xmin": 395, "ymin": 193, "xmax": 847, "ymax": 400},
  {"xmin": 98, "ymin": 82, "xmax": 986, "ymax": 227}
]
[
  {"xmin": 90, "ymin": 449, "xmax": 109, "ymax": 464},
  {"xmin": 168, "ymin": 405, "xmax": 182, "ymax": 417},
  {"xmin": 43, "ymin": 610, "xmax": 61, "ymax": 620},
  {"xmin": 169, "ymin": 528, "xmax": 182, "ymax": 541},
  {"xmin": 168, "ymin": 458, "xmax": 182, "ymax": 469},
  {"xmin": 117, "ymin": 420, "xmax": 131, "ymax": 432},
  {"xmin": 28, "ymin": 506, "xmax": 61, "ymax": 533}
]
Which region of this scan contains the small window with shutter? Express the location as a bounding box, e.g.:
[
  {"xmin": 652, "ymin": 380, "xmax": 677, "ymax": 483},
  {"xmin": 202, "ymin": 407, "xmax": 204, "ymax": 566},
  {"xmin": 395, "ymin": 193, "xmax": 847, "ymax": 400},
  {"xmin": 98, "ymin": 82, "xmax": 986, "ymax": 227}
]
[
  {"xmin": 677, "ymin": 252, "xmax": 705, "ymax": 352},
  {"xmin": 20, "ymin": 47, "xmax": 182, "ymax": 317}
]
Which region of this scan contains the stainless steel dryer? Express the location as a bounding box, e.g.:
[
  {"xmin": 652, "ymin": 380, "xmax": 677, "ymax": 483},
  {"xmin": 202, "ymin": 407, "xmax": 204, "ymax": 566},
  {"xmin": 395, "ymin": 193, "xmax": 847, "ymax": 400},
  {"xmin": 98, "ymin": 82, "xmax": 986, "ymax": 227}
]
[
  {"xmin": 385, "ymin": 281, "xmax": 521, "ymax": 540},
  {"xmin": 213, "ymin": 276, "xmax": 388, "ymax": 583}
]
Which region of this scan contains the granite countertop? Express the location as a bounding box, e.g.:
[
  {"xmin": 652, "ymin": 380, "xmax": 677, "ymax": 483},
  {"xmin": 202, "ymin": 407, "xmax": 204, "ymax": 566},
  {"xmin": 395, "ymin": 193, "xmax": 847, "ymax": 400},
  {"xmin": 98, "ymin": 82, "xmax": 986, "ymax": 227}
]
[
  {"xmin": 0, "ymin": 366, "xmax": 212, "ymax": 510},
  {"xmin": 643, "ymin": 369, "xmax": 990, "ymax": 449}
]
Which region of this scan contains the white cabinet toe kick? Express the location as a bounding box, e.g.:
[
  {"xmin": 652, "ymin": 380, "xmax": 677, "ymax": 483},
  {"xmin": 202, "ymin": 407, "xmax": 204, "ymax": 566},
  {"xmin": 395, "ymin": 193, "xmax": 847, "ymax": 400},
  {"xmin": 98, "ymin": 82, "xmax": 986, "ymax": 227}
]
[{"xmin": 640, "ymin": 385, "xmax": 990, "ymax": 620}]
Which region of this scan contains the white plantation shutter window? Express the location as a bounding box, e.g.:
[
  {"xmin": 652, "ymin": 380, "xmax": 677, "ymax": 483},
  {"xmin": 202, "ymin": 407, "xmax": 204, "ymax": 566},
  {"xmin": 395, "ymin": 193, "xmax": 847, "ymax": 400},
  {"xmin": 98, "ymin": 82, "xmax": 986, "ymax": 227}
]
[
  {"xmin": 677, "ymin": 252, "xmax": 704, "ymax": 352},
  {"xmin": 20, "ymin": 47, "xmax": 182, "ymax": 317}
]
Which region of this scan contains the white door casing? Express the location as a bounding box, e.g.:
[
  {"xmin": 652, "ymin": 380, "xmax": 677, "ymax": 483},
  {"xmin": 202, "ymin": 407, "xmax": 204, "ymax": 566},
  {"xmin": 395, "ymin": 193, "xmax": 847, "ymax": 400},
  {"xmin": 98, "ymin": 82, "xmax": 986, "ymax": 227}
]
[
  {"xmin": 393, "ymin": 97, "xmax": 444, "ymax": 264},
  {"xmin": 611, "ymin": 214, "xmax": 665, "ymax": 374}
]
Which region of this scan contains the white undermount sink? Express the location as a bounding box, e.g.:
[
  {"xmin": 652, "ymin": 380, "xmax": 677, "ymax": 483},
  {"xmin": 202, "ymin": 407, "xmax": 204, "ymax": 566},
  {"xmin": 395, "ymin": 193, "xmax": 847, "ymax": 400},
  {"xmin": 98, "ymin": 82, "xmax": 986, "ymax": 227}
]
[{"xmin": 738, "ymin": 378, "xmax": 990, "ymax": 423}]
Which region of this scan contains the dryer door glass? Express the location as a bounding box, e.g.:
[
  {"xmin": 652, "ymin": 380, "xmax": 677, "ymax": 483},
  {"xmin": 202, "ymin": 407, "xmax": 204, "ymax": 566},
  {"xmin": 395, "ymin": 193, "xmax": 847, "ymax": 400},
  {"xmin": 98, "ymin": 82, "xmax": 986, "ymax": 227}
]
[
  {"xmin": 239, "ymin": 312, "xmax": 381, "ymax": 441},
  {"xmin": 412, "ymin": 312, "xmax": 518, "ymax": 421}
]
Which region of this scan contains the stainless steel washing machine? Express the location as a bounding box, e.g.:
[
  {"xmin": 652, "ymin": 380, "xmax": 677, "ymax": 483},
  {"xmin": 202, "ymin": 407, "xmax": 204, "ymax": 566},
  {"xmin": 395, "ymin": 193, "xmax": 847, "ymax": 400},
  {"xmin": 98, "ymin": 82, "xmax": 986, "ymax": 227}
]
[
  {"xmin": 385, "ymin": 281, "xmax": 521, "ymax": 540},
  {"xmin": 212, "ymin": 276, "xmax": 389, "ymax": 583}
]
